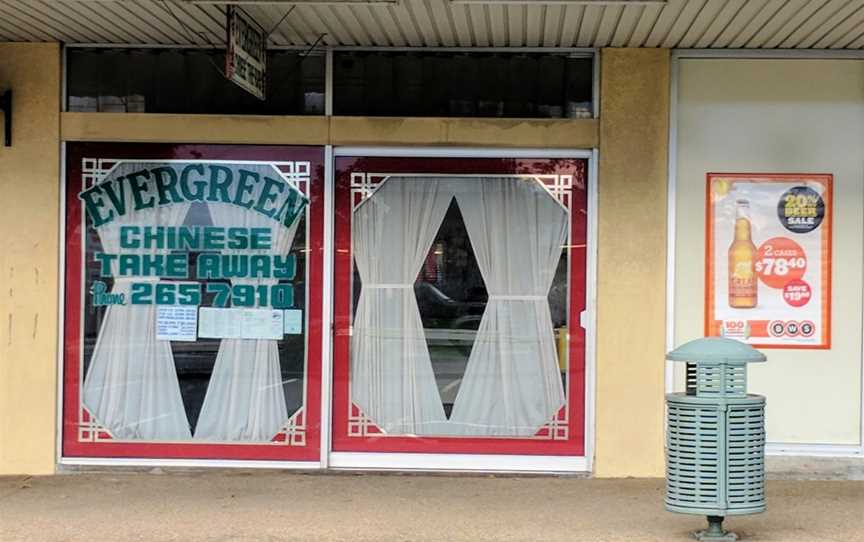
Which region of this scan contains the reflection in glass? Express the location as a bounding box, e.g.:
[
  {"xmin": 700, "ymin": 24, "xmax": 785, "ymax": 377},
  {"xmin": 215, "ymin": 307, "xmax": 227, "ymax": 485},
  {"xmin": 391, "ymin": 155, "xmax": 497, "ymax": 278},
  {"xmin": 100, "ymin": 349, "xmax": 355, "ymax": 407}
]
[{"xmin": 334, "ymin": 51, "xmax": 593, "ymax": 119}]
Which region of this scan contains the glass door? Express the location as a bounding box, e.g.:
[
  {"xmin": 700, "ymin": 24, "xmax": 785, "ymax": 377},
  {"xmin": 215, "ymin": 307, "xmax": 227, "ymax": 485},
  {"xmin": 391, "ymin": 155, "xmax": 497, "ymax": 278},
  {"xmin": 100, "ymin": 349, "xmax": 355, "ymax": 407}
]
[{"xmin": 331, "ymin": 153, "xmax": 589, "ymax": 459}]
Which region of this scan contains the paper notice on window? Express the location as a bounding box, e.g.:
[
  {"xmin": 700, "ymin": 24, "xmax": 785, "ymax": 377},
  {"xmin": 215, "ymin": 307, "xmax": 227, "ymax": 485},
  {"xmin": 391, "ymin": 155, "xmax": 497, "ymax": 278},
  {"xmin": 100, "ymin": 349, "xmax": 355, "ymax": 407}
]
[
  {"xmin": 283, "ymin": 309, "xmax": 303, "ymax": 334},
  {"xmin": 242, "ymin": 309, "xmax": 284, "ymax": 339},
  {"xmin": 199, "ymin": 307, "xmax": 241, "ymax": 339},
  {"xmin": 156, "ymin": 306, "xmax": 198, "ymax": 342},
  {"xmin": 199, "ymin": 307, "xmax": 284, "ymax": 340}
]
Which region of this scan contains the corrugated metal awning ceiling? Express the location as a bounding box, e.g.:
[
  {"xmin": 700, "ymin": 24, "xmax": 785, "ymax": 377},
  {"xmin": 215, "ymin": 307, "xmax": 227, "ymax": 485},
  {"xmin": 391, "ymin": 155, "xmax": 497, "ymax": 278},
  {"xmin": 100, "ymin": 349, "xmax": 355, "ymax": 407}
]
[{"xmin": 1, "ymin": 0, "xmax": 863, "ymax": 49}]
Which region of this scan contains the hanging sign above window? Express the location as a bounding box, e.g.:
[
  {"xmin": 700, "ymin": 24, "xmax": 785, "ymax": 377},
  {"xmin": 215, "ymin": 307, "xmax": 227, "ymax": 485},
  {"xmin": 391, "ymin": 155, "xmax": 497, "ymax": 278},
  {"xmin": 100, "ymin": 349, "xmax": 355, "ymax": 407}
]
[
  {"xmin": 705, "ymin": 173, "xmax": 832, "ymax": 349},
  {"xmin": 226, "ymin": 6, "xmax": 267, "ymax": 100}
]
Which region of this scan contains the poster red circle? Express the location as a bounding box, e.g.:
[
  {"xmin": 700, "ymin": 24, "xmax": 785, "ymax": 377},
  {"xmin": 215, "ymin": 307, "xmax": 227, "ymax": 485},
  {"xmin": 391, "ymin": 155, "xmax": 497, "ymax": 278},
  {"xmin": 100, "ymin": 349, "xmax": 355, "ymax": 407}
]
[
  {"xmin": 756, "ymin": 237, "xmax": 807, "ymax": 289},
  {"xmin": 783, "ymin": 279, "xmax": 812, "ymax": 307}
]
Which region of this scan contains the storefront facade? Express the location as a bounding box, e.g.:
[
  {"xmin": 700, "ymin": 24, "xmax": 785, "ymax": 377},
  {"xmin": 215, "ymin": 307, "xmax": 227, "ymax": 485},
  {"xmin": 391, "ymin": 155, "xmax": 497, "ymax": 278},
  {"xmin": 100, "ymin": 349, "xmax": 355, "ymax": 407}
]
[{"xmin": 1, "ymin": 2, "xmax": 861, "ymax": 478}]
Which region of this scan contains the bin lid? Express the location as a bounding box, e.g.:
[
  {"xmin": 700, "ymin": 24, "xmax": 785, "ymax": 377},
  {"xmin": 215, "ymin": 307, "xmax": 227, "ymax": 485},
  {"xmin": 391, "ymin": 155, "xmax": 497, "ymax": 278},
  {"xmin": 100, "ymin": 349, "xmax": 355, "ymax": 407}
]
[{"xmin": 667, "ymin": 337, "xmax": 766, "ymax": 363}]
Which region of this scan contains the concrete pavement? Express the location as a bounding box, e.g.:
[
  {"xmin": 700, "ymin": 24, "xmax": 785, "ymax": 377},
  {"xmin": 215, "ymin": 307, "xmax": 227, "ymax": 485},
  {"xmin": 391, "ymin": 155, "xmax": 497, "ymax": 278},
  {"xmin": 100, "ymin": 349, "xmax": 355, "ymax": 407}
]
[{"xmin": 1, "ymin": 472, "xmax": 862, "ymax": 541}]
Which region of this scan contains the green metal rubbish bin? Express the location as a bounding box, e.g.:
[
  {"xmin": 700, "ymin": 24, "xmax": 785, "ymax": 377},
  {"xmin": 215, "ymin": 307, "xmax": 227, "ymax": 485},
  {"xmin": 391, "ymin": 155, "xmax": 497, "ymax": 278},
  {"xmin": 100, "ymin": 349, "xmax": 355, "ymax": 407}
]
[{"xmin": 665, "ymin": 338, "xmax": 766, "ymax": 542}]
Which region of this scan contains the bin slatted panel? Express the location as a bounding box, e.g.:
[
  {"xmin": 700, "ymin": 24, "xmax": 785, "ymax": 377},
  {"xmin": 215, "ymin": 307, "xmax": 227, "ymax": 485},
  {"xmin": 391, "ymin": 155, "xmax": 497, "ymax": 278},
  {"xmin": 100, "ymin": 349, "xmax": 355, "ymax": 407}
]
[
  {"xmin": 686, "ymin": 362, "xmax": 747, "ymax": 397},
  {"xmin": 666, "ymin": 403, "xmax": 721, "ymax": 508},
  {"xmin": 726, "ymin": 404, "xmax": 765, "ymax": 509}
]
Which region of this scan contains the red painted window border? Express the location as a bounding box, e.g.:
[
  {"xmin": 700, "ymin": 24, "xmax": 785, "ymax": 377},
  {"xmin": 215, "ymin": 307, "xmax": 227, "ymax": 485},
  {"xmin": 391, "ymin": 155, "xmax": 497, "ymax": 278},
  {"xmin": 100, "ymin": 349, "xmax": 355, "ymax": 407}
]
[
  {"xmin": 332, "ymin": 156, "xmax": 588, "ymax": 456},
  {"xmin": 62, "ymin": 143, "xmax": 325, "ymax": 461}
]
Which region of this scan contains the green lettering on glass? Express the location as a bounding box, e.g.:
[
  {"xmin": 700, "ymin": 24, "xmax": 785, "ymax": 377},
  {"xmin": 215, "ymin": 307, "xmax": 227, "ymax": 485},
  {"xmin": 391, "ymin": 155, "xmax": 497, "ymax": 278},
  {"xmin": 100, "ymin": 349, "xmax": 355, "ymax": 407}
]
[
  {"xmin": 271, "ymin": 283, "xmax": 294, "ymax": 309},
  {"xmin": 196, "ymin": 253, "xmax": 220, "ymax": 279},
  {"xmin": 221, "ymin": 254, "xmax": 249, "ymax": 279},
  {"xmin": 206, "ymin": 165, "xmax": 233, "ymax": 203},
  {"xmin": 143, "ymin": 226, "xmax": 166, "ymax": 250},
  {"xmin": 130, "ymin": 282, "xmax": 151, "ymax": 304},
  {"xmin": 227, "ymin": 227, "xmax": 249, "ymax": 250},
  {"xmin": 91, "ymin": 280, "xmax": 125, "ymax": 306},
  {"xmin": 233, "ymin": 169, "xmax": 260, "ymax": 209},
  {"xmin": 118, "ymin": 254, "xmax": 141, "ymax": 276},
  {"xmin": 139, "ymin": 254, "xmax": 165, "ymax": 277},
  {"xmin": 253, "ymin": 176, "xmax": 285, "ymax": 218},
  {"xmin": 179, "ymin": 164, "xmax": 207, "ymax": 201},
  {"xmin": 151, "ymin": 166, "xmax": 184, "ymax": 206},
  {"xmin": 177, "ymin": 227, "xmax": 201, "ymax": 250},
  {"xmin": 80, "ymin": 163, "xmax": 308, "ymax": 229},
  {"xmin": 276, "ymin": 188, "xmax": 308, "ymax": 229},
  {"xmin": 126, "ymin": 169, "xmax": 156, "ymax": 211},
  {"xmin": 165, "ymin": 253, "xmax": 190, "ymax": 278},
  {"xmin": 273, "ymin": 254, "xmax": 296, "ymax": 280},
  {"xmin": 205, "ymin": 282, "xmax": 230, "ymax": 307},
  {"xmin": 101, "ymin": 177, "xmax": 128, "ymax": 218},
  {"xmin": 119, "ymin": 226, "xmax": 141, "ymax": 249},
  {"xmin": 249, "ymin": 227, "xmax": 271, "ymax": 249},
  {"xmin": 94, "ymin": 252, "xmax": 117, "ymax": 277},
  {"xmin": 202, "ymin": 227, "xmax": 226, "ymax": 250},
  {"xmin": 249, "ymin": 255, "xmax": 270, "ymax": 278},
  {"xmin": 79, "ymin": 186, "xmax": 113, "ymax": 227}
]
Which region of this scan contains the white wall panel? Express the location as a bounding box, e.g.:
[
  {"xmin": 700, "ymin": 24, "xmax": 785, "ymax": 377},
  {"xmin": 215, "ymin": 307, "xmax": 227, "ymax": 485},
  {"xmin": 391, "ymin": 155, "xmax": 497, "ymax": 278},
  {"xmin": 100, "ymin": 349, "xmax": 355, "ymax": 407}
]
[{"xmin": 675, "ymin": 58, "xmax": 864, "ymax": 446}]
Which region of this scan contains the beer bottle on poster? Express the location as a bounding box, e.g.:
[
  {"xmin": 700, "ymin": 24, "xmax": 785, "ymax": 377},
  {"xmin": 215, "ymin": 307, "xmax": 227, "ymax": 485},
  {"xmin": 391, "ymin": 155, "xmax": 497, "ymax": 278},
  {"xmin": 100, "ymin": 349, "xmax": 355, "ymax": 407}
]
[{"xmin": 728, "ymin": 199, "xmax": 758, "ymax": 308}]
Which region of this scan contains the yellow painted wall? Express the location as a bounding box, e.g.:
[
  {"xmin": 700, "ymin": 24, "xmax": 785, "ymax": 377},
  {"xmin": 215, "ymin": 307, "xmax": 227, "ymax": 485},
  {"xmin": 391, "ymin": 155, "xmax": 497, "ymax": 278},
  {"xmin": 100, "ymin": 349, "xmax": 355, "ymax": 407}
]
[
  {"xmin": 595, "ymin": 48, "xmax": 670, "ymax": 477},
  {"xmin": 62, "ymin": 112, "xmax": 599, "ymax": 149},
  {"xmin": 0, "ymin": 43, "xmax": 61, "ymax": 475}
]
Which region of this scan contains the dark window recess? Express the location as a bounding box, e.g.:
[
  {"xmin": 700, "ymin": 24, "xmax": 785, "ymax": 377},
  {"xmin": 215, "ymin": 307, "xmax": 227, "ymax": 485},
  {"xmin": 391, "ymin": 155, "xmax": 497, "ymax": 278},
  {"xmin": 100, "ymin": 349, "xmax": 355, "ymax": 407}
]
[
  {"xmin": 67, "ymin": 48, "xmax": 325, "ymax": 115},
  {"xmin": 333, "ymin": 52, "xmax": 593, "ymax": 119}
]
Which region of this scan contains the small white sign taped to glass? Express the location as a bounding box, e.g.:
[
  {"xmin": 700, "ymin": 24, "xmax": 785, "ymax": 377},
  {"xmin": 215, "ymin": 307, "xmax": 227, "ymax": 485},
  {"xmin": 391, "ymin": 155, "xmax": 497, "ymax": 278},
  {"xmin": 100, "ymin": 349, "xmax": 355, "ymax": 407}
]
[
  {"xmin": 199, "ymin": 307, "xmax": 284, "ymax": 340},
  {"xmin": 156, "ymin": 306, "xmax": 199, "ymax": 341}
]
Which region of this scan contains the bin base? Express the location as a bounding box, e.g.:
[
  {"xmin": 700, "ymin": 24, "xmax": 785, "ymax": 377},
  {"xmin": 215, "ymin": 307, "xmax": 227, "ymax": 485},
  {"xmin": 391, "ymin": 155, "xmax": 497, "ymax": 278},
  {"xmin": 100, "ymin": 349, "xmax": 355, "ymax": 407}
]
[{"xmin": 694, "ymin": 516, "xmax": 738, "ymax": 541}]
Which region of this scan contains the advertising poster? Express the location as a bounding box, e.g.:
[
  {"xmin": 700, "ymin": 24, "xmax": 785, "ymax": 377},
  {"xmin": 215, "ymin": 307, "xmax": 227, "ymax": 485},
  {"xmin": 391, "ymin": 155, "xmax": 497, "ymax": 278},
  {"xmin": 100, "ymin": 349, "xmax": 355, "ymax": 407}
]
[{"xmin": 706, "ymin": 173, "xmax": 832, "ymax": 349}]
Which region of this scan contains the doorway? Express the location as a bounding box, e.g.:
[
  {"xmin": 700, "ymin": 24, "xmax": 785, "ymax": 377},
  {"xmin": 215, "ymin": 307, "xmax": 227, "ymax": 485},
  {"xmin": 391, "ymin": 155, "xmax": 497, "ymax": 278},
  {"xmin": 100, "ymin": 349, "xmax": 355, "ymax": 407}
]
[{"xmin": 328, "ymin": 149, "xmax": 593, "ymax": 471}]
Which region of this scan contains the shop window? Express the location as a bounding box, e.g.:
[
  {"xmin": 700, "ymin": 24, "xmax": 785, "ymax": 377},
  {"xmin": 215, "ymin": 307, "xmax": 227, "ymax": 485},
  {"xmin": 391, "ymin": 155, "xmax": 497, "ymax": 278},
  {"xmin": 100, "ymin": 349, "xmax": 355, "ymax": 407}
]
[
  {"xmin": 333, "ymin": 52, "xmax": 593, "ymax": 119},
  {"xmin": 66, "ymin": 48, "xmax": 325, "ymax": 115},
  {"xmin": 63, "ymin": 143, "xmax": 324, "ymax": 461},
  {"xmin": 348, "ymin": 177, "xmax": 569, "ymax": 436},
  {"xmin": 333, "ymin": 157, "xmax": 588, "ymax": 455}
]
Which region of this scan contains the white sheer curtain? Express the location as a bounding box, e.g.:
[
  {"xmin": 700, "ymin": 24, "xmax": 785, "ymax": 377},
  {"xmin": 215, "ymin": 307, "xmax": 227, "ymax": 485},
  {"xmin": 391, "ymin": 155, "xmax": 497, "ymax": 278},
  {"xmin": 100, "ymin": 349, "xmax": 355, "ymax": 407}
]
[
  {"xmin": 194, "ymin": 186, "xmax": 302, "ymax": 441},
  {"xmin": 351, "ymin": 178, "xmax": 455, "ymax": 435},
  {"xmin": 83, "ymin": 163, "xmax": 192, "ymax": 440},
  {"xmin": 447, "ymin": 178, "xmax": 568, "ymax": 436}
]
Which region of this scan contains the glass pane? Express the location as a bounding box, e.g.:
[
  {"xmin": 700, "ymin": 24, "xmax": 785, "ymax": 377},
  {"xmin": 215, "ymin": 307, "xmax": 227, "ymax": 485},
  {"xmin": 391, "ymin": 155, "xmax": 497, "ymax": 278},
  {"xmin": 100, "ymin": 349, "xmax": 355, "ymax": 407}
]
[
  {"xmin": 77, "ymin": 160, "xmax": 308, "ymax": 442},
  {"xmin": 349, "ymin": 177, "xmax": 570, "ymax": 437},
  {"xmin": 334, "ymin": 52, "xmax": 593, "ymax": 119},
  {"xmin": 67, "ymin": 48, "xmax": 325, "ymax": 115}
]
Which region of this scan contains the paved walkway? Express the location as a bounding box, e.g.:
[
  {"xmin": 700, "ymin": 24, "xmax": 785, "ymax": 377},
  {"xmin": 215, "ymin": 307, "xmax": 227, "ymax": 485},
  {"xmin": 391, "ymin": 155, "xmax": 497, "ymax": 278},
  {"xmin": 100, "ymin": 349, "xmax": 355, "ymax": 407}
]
[{"xmin": 1, "ymin": 472, "xmax": 862, "ymax": 541}]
